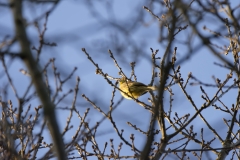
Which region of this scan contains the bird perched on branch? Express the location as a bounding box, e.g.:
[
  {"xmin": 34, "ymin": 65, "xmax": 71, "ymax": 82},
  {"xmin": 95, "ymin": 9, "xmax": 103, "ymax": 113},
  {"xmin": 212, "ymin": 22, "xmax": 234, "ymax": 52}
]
[{"xmin": 118, "ymin": 77, "xmax": 157, "ymax": 99}]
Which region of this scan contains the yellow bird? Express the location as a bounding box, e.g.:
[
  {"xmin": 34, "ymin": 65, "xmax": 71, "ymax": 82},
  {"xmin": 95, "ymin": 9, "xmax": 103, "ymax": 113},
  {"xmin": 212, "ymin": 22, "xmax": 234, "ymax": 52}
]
[{"xmin": 118, "ymin": 77, "xmax": 157, "ymax": 99}]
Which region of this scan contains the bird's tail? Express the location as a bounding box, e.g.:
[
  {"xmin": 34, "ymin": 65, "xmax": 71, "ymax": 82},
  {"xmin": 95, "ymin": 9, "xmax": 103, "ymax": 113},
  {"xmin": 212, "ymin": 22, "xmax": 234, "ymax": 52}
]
[{"xmin": 147, "ymin": 86, "xmax": 158, "ymax": 91}]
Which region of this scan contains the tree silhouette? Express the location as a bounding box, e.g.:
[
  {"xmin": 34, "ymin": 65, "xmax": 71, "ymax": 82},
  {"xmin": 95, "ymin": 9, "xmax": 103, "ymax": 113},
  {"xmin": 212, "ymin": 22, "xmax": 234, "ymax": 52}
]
[{"xmin": 0, "ymin": 0, "xmax": 239, "ymax": 159}]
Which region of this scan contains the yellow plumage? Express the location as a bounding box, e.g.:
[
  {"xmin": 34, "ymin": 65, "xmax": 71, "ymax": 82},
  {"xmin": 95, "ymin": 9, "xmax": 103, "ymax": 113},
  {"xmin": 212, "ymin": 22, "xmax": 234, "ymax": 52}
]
[{"xmin": 118, "ymin": 77, "xmax": 157, "ymax": 99}]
